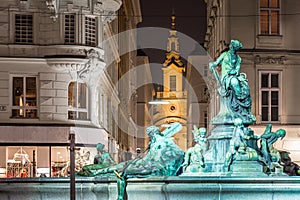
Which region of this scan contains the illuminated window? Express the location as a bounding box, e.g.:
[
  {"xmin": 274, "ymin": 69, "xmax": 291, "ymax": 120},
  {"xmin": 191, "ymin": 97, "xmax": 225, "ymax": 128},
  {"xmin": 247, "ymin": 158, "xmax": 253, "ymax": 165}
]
[
  {"xmin": 68, "ymin": 82, "xmax": 88, "ymax": 120},
  {"xmin": 15, "ymin": 14, "xmax": 33, "ymax": 44},
  {"xmin": 259, "ymin": 0, "xmax": 280, "ymax": 35},
  {"xmin": 170, "ymin": 75, "xmax": 176, "ymax": 91},
  {"xmin": 3, "ymin": 146, "xmax": 93, "ymax": 178},
  {"xmin": 259, "ymin": 71, "xmax": 281, "ymax": 122},
  {"xmin": 85, "ymin": 16, "xmax": 96, "ymax": 46},
  {"xmin": 11, "ymin": 76, "xmax": 38, "ymax": 118},
  {"xmin": 64, "ymin": 14, "xmax": 75, "ymax": 44}
]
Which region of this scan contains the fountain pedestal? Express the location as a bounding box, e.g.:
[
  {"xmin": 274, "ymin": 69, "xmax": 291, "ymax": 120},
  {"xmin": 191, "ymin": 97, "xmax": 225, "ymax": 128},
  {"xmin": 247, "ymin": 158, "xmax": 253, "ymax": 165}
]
[
  {"xmin": 204, "ymin": 124, "xmax": 267, "ymax": 177},
  {"xmin": 206, "ymin": 124, "xmax": 234, "ymax": 173},
  {"xmin": 229, "ymin": 160, "xmax": 267, "ymax": 176}
]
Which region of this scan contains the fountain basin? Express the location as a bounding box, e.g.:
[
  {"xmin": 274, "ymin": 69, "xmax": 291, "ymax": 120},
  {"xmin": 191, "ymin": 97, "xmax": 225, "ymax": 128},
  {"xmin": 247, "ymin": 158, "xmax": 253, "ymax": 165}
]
[{"xmin": 0, "ymin": 176, "xmax": 300, "ymax": 200}]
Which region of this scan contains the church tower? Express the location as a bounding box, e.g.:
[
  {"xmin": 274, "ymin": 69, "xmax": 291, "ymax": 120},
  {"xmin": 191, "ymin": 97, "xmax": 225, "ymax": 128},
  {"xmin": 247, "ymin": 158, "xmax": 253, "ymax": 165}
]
[
  {"xmin": 151, "ymin": 14, "xmax": 187, "ymax": 150},
  {"xmin": 162, "ymin": 14, "xmax": 185, "ymax": 94}
]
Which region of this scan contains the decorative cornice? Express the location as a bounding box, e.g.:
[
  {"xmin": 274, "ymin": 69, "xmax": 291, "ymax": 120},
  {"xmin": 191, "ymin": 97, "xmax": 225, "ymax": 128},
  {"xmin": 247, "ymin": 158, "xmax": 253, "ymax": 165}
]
[
  {"xmin": 254, "ymin": 55, "xmax": 286, "ymax": 65},
  {"xmin": 46, "ymin": 58, "xmax": 88, "ymax": 71},
  {"xmin": 92, "ymin": 0, "xmax": 122, "ymax": 24},
  {"xmin": 46, "ymin": 48, "xmax": 105, "ymax": 82},
  {"xmin": 163, "ymin": 52, "xmax": 184, "ymax": 69}
]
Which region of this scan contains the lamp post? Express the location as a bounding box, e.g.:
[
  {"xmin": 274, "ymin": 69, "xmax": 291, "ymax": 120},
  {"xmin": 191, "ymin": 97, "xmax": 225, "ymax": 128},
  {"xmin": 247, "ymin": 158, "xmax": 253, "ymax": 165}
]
[{"xmin": 69, "ymin": 131, "xmax": 75, "ymax": 200}]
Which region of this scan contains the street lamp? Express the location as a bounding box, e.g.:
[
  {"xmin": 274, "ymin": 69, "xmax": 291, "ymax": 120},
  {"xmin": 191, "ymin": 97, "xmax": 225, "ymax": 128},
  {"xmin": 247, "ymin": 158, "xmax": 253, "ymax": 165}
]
[{"xmin": 69, "ymin": 131, "xmax": 75, "ymax": 200}]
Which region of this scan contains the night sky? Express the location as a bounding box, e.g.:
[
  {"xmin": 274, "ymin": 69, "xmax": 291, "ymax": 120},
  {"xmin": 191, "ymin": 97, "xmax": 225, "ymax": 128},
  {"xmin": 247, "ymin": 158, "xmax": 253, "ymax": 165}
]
[
  {"xmin": 139, "ymin": 0, "xmax": 206, "ymax": 42},
  {"xmin": 137, "ymin": 0, "xmax": 207, "ymax": 83}
]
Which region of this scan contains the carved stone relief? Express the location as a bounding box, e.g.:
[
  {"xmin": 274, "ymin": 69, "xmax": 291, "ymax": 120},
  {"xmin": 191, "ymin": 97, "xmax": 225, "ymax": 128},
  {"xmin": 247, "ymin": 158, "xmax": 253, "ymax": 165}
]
[
  {"xmin": 46, "ymin": 48, "xmax": 105, "ymax": 83},
  {"xmin": 20, "ymin": 0, "xmax": 31, "ymax": 10},
  {"xmin": 255, "ymin": 55, "xmax": 286, "ymax": 65},
  {"xmin": 92, "ymin": 0, "xmax": 122, "ymax": 23},
  {"xmin": 45, "ymin": 0, "xmax": 59, "ymax": 21}
]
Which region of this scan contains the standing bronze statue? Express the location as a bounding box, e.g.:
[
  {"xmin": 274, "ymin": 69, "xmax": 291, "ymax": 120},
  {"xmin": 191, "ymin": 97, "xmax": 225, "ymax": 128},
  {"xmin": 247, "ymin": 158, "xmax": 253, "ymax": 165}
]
[{"xmin": 209, "ymin": 40, "xmax": 256, "ymax": 125}]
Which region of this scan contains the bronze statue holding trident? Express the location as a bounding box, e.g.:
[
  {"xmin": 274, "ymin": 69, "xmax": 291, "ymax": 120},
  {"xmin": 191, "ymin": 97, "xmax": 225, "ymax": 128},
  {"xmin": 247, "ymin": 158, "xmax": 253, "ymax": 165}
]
[{"xmin": 209, "ymin": 40, "xmax": 256, "ymax": 125}]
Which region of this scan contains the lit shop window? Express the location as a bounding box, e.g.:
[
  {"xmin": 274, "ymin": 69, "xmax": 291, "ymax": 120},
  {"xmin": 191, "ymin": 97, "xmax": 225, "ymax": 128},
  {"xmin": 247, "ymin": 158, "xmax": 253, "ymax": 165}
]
[
  {"xmin": 0, "ymin": 146, "xmax": 94, "ymax": 178},
  {"xmin": 6, "ymin": 147, "xmax": 31, "ymax": 178},
  {"xmin": 68, "ymin": 82, "xmax": 88, "ymax": 120},
  {"xmin": 12, "ymin": 76, "xmax": 38, "ymax": 118},
  {"xmin": 51, "ymin": 147, "xmax": 93, "ymax": 177},
  {"xmin": 259, "ymin": 71, "xmax": 281, "ymax": 122},
  {"xmin": 259, "ymin": 0, "xmax": 280, "ymax": 35},
  {"xmin": 51, "ymin": 147, "xmax": 69, "ymax": 177},
  {"xmin": 15, "ymin": 14, "xmax": 33, "ymax": 44}
]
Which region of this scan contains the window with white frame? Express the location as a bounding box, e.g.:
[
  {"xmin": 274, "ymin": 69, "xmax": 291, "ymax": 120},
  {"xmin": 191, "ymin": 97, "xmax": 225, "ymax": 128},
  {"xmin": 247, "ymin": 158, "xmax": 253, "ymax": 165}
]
[
  {"xmin": 15, "ymin": 14, "xmax": 33, "ymax": 44},
  {"xmin": 85, "ymin": 16, "xmax": 96, "ymax": 46},
  {"xmin": 259, "ymin": 0, "xmax": 280, "ymax": 35},
  {"xmin": 68, "ymin": 82, "xmax": 88, "ymax": 120},
  {"xmin": 11, "ymin": 75, "xmax": 38, "ymax": 118},
  {"xmin": 64, "ymin": 14, "xmax": 75, "ymax": 44},
  {"xmin": 170, "ymin": 75, "xmax": 176, "ymax": 91},
  {"xmin": 259, "ymin": 71, "xmax": 281, "ymax": 122}
]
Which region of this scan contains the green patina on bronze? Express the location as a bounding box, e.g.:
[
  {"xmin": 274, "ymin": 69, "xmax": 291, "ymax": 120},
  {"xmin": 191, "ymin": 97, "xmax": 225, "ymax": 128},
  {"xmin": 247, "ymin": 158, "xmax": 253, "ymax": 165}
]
[
  {"xmin": 78, "ymin": 122, "xmax": 184, "ymax": 200},
  {"xmin": 78, "ymin": 39, "xmax": 293, "ymax": 199},
  {"xmin": 181, "ymin": 126, "xmax": 207, "ymax": 174},
  {"xmin": 209, "ymin": 40, "xmax": 256, "ymax": 125},
  {"xmin": 79, "ymin": 122, "xmax": 184, "ymax": 177}
]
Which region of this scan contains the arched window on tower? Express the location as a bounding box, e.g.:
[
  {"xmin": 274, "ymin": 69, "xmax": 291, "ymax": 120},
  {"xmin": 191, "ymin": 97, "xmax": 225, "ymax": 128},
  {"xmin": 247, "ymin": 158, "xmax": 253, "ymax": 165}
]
[
  {"xmin": 68, "ymin": 82, "xmax": 88, "ymax": 120},
  {"xmin": 170, "ymin": 75, "xmax": 176, "ymax": 91}
]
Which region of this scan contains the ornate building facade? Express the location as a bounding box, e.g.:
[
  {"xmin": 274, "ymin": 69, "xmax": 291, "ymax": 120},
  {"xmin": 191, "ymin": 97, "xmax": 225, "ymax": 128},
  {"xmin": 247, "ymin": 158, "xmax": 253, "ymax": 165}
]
[
  {"xmin": 113, "ymin": 0, "xmax": 152, "ymax": 161},
  {"xmin": 204, "ymin": 0, "xmax": 300, "ymax": 164},
  {"xmin": 0, "ymin": 0, "xmax": 149, "ymax": 178}
]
